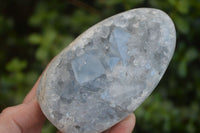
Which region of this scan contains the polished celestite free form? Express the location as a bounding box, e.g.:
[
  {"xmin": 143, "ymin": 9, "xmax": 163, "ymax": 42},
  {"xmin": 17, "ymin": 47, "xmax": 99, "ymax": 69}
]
[{"xmin": 37, "ymin": 8, "xmax": 176, "ymax": 133}]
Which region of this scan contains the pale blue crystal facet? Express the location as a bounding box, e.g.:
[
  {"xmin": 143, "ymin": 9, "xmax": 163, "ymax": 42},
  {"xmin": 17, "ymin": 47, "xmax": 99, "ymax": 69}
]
[
  {"xmin": 109, "ymin": 27, "xmax": 130, "ymax": 64},
  {"xmin": 72, "ymin": 54, "xmax": 105, "ymax": 84}
]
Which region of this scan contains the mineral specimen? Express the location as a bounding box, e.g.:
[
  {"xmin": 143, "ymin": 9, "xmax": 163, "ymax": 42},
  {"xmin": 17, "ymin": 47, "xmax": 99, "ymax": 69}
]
[{"xmin": 37, "ymin": 8, "xmax": 176, "ymax": 133}]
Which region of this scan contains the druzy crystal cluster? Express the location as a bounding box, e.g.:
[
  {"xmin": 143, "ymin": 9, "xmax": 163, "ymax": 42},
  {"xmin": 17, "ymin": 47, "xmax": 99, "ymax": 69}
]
[{"xmin": 37, "ymin": 8, "xmax": 176, "ymax": 133}]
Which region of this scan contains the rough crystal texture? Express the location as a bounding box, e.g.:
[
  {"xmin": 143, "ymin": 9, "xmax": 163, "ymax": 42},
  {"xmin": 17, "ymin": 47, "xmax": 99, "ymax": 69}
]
[{"xmin": 37, "ymin": 8, "xmax": 176, "ymax": 133}]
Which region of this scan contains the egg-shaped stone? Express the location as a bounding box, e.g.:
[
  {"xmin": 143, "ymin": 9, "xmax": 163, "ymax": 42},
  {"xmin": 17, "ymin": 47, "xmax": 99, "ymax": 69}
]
[{"xmin": 37, "ymin": 8, "xmax": 176, "ymax": 133}]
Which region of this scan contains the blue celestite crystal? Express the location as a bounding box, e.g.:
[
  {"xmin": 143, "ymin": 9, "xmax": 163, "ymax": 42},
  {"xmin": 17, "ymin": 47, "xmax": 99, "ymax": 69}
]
[
  {"xmin": 72, "ymin": 54, "xmax": 105, "ymax": 84},
  {"xmin": 37, "ymin": 8, "xmax": 176, "ymax": 133},
  {"xmin": 109, "ymin": 27, "xmax": 130, "ymax": 65}
]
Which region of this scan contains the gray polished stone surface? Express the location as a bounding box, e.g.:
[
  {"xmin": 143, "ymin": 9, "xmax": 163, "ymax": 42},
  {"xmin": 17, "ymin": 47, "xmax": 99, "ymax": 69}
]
[{"xmin": 37, "ymin": 8, "xmax": 176, "ymax": 133}]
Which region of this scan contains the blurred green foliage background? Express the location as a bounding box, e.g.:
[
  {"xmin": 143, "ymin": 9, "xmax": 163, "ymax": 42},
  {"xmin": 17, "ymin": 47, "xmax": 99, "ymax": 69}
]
[{"xmin": 0, "ymin": 0, "xmax": 200, "ymax": 132}]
